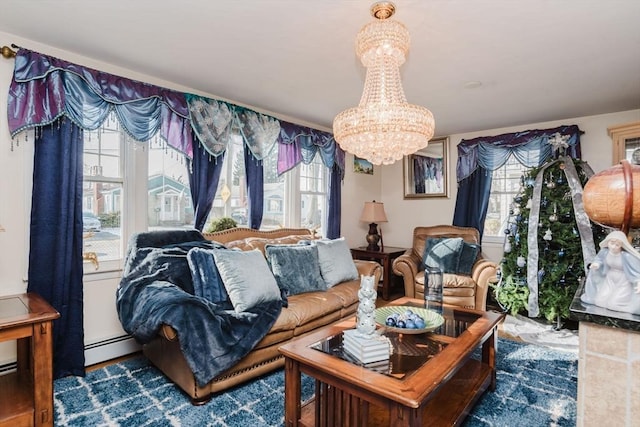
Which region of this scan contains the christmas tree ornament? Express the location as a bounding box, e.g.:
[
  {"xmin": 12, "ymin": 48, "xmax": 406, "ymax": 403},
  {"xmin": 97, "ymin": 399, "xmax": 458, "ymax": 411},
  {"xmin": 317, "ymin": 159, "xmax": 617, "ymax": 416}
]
[
  {"xmin": 517, "ymin": 256, "xmax": 526, "ymax": 267},
  {"xmin": 543, "ymin": 228, "xmax": 553, "ymax": 241},
  {"xmin": 558, "ymin": 248, "xmax": 565, "ymax": 257},
  {"xmin": 504, "ymin": 241, "xmax": 512, "ymax": 253},
  {"xmin": 546, "ymin": 171, "xmax": 556, "ymax": 189},
  {"xmin": 548, "ymin": 204, "xmax": 559, "ymax": 222}
]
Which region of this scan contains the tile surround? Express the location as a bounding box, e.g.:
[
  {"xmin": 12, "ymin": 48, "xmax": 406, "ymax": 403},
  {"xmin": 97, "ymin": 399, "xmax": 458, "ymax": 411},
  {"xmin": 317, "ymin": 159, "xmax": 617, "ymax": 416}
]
[{"xmin": 571, "ymin": 283, "xmax": 640, "ymax": 426}]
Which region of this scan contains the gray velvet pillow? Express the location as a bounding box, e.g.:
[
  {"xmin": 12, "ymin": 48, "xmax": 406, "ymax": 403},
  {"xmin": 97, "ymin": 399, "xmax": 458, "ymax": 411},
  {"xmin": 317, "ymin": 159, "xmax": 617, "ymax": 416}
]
[
  {"xmin": 265, "ymin": 244, "xmax": 326, "ymax": 295},
  {"xmin": 315, "ymin": 238, "xmax": 359, "ymax": 287},
  {"xmin": 457, "ymin": 241, "xmax": 480, "ymax": 276},
  {"xmin": 423, "ymin": 237, "xmax": 464, "ymax": 274},
  {"xmin": 212, "ymin": 249, "xmax": 282, "ymax": 313}
]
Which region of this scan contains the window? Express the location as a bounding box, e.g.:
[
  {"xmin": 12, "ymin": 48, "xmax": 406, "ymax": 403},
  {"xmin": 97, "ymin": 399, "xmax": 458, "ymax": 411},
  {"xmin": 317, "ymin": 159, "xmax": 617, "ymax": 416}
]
[
  {"xmin": 82, "ymin": 116, "xmax": 125, "ymax": 272},
  {"xmin": 299, "ymin": 156, "xmax": 327, "ymax": 234},
  {"xmin": 147, "ymin": 139, "xmax": 192, "ymax": 230},
  {"xmin": 483, "ymin": 157, "xmax": 530, "ymax": 239},
  {"xmin": 205, "ymin": 134, "xmax": 329, "ymax": 234},
  {"xmin": 83, "ymin": 118, "xmax": 330, "ymax": 272}
]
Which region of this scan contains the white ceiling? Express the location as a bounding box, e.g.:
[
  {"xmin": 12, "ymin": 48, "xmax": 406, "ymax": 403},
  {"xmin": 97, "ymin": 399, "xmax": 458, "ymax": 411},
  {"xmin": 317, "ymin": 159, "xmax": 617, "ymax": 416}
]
[{"xmin": 1, "ymin": 0, "xmax": 639, "ymax": 136}]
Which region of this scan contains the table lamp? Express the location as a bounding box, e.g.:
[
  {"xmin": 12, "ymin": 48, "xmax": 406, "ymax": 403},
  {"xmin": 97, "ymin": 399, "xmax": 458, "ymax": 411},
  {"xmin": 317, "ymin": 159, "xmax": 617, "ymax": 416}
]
[{"xmin": 360, "ymin": 201, "xmax": 388, "ymax": 251}]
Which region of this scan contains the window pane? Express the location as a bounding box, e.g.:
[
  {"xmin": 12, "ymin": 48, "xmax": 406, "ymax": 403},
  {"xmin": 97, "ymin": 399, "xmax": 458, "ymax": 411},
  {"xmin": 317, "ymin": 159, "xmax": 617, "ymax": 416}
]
[
  {"xmin": 82, "ymin": 116, "xmax": 123, "ymax": 266},
  {"xmin": 300, "ymin": 156, "xmax": 327, "ymax": 234},
  {"xmin": 262, "ymin": 144, "xmax": 284, "ymax": 229},
  {"xmin": 484, "ymin": 157, "xmax": 529, "ymax": 238},
  {"xmin": 148, "ymin": 140, "xmax": 192, "ymax": 230},
  {"xmin": 208, "ymin": 134, "xmax": 247, "ymax": 226}
]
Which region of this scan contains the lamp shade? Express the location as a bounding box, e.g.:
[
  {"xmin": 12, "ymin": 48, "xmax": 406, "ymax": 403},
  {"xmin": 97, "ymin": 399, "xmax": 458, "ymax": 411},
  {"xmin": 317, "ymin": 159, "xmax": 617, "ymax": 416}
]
[{"xmin": 360, "ymin": 201, "xmax": 388, "ymax": 223}]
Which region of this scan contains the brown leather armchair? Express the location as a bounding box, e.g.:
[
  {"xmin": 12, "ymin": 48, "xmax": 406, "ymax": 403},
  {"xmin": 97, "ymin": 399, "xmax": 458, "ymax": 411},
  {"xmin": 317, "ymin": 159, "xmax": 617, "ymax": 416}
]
[{"xmin": 392, "ymin": 225, "xmax": 498, "ymax": 311}]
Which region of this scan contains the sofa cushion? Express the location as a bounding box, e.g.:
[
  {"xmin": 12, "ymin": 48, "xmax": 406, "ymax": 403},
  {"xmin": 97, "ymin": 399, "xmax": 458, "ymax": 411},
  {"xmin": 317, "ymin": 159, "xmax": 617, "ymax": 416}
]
[
  {"xmin": 186, "ymin": 247, "xmax": 229, "ymax": 304},
  {"xmin": 315, "ymin": 238, "xmax": 359, "ymax": 287},
  {"xmin": 265, "ymin": 244, "xmax": 326, "ymax": 296},
  {"xmin": 213, "ymin": 249, "xmax": 282, "ymax": 313},
  {"xmin": 227, "ymin": 235, "xmax": 315, "ymax": 255}
]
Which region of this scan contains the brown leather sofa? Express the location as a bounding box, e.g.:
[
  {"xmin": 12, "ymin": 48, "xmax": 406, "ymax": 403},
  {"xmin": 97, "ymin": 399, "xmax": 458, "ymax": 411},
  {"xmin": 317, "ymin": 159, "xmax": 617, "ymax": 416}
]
[
  {"xmin": 392, "ymin": 225, "xmax": 497, "ymax": 310},
  {"xmin": 142, "ymin": 227, "xmax": 382, "ymax": 403}
]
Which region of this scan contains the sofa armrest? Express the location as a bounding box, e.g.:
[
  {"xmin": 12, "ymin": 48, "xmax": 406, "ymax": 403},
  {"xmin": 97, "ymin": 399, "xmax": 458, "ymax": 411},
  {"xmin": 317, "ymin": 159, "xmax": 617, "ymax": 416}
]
[
  {"xmin": 470, "ymin": 256, "xmax": 498, "ymax": 311},
  {"xmin": 354, "ymin": 260, "xmax": 383, "ymax": 284},
  {"xmin": 392, "ymin": 250, "xmax": 420, "ymax": 298}
]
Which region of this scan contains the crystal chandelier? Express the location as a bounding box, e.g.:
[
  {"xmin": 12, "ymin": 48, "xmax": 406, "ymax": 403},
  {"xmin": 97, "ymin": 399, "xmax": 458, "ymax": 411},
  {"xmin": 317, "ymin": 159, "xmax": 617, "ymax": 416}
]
[{"xmin": 333, "ymin": 2, "xmax": 435, "ymax": 165}]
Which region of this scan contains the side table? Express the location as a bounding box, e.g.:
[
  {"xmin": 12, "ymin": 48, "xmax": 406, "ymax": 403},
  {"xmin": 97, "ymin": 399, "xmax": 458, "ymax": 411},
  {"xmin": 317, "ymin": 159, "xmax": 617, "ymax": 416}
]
[
  {"xmin": 351, "ymin": 246, "xmax": 407, "ymax": 300},
  {"xmin": 0, "ymin": 293, "xmax": 60, "ymax": 427}
]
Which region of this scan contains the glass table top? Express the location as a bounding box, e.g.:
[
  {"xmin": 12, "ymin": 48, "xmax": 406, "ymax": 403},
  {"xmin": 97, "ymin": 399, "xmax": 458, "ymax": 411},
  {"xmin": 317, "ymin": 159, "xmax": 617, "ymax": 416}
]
[{"xmin": 310, "ymin": 301, "xmax": 483, "ymax": 379}]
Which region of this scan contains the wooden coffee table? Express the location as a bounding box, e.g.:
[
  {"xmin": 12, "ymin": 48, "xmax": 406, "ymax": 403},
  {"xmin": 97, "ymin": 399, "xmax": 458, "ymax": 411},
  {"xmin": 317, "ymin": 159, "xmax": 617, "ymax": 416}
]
[{"xmin": 279, "ymin": 297, "xmax": 505, "ymax": 427}]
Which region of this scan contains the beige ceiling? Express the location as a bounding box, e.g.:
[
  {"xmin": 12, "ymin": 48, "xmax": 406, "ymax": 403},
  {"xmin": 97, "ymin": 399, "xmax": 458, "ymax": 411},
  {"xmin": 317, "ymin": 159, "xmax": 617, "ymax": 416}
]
[{"xmin": 1, "ymin": 0, "xmax": 639, "ymax": 136}]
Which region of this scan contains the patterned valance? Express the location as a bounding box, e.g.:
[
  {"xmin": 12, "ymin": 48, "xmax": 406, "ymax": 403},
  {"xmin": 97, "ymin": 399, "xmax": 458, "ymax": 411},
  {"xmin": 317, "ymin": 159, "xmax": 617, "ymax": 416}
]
[
  {"xmin": 456, "ymin": 124, "xmax": 582, "ymax": 183},
  {"xmin": 186, "ymin": 95, "xmax": 280, "ymax": 160},
  {"xmin": 7, "ymin": 48, "xmax": 344, "ymax": 176}
]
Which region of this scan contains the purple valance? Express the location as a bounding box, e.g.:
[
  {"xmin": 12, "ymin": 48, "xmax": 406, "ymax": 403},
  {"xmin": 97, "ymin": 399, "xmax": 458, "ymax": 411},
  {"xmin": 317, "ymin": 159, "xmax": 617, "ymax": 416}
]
[
  {"xmin": 277, "ymin": 121, "xmax": 345, "ymax": 176},
  {"xmin": 456, "ymin": 124, "xmax": 582, "ymax": 183},
  {"xmin": 7, "ymin": 48, "xmax": 343, "ymax": 177},
  {"xmin": 7, "ymin": 48, "xmax": 193, "ymax": 157}
]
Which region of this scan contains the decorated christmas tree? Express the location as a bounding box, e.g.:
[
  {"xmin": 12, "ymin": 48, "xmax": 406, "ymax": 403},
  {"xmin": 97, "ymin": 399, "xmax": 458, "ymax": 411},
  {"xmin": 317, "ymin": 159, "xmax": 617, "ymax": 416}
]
[{"xmin": 496, "ymin": 135, "xmax": 607, "ymax": 326}]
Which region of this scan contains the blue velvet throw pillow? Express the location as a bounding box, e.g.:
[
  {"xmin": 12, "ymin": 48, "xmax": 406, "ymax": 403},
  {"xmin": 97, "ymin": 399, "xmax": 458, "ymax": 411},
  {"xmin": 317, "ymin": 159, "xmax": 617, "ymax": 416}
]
[
  {"xmin": 213, "ymin": 249, "xmax": 282, "ymax": 313},
  {"xmin": 457, "ymin": 241, "xmax": 480, "ymax": 275},
  {"xmin": 265, "ymin": 244, "xmax": 327, "ymax": 295},
  {"xmin": 423, "ymin": 237, "xmax": 464, "ymax": 274},
  {"xmin": 187, "ymin": 247, "xmax": 229, "ymax": 304},
  {"xmin": 314, "ymin": 237, "xmax": 359, "ymax": 287}
]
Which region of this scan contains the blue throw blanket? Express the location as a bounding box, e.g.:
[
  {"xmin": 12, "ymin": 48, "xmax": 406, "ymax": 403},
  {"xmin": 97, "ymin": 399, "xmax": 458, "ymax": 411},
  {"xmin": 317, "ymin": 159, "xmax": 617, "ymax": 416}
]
[{"xmin": 116, "ymin": 231, "xmax": 282, "ymax": 387}]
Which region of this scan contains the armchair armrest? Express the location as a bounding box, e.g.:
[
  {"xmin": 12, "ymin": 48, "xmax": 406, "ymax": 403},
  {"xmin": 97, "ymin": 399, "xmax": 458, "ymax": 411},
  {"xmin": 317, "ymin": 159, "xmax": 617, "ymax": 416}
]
[
  {"xmin": 470, "ymin": 255, "xmax": 498, "ymax": 311},
  {"xmin": 392, "ymin": 250, "xmax": 420, "ymax": 298},
  {"xmin": 354, "ymin": 260, "xmax": 383, "ymax": 284}
]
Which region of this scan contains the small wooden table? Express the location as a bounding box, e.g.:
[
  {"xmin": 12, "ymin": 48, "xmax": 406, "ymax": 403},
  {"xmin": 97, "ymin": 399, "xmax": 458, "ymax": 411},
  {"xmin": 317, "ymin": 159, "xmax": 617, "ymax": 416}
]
[
  {"xmin": 0, "ymin": 293, "xmax": 60, "ymax": 427},
  {"xmin": 351, "ymin": 246, "xmax": 407, "ymax": 300},
  {"xmin": 280, "ymin": 297, "xmax": 505, "ymax": 427}
]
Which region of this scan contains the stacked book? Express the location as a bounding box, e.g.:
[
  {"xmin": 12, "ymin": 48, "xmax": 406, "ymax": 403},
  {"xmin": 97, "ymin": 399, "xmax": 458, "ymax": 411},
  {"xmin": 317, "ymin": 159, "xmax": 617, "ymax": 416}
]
[{"xmin": 342, "ymin": 329, "xmax": 391, "ymax": 364}]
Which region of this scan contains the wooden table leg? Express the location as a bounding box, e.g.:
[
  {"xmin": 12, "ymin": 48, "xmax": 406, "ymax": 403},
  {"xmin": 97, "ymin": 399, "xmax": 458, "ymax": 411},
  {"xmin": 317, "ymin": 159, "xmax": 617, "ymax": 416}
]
[
  {"xmin": 382, "ymin": 258, "xmax": 391, "ymax": 300},
  {"xmin": 482, "ymin": 327, "xmax": 498, "ymax": 391},
  {"xmin": 284, "ymin": 358, "xmax": 301, "ymax": 427},
  {"xmin": 32, "ymin": 320, "xmax": 54, "ymax": 426}
]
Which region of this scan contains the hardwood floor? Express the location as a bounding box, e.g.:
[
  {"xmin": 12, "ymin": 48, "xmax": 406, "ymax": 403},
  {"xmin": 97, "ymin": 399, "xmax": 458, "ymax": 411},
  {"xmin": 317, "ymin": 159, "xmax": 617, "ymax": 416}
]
[{"xmin": 86, "ymin": 351, "xmax": 142, "ymax": 372}]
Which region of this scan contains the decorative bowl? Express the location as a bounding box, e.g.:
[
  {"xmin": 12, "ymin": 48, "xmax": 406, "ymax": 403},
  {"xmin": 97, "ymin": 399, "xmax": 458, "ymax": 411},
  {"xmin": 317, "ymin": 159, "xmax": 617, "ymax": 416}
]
[{"xmin": 374, "ymin": 305, "xmax": 444, "ymax": 334}]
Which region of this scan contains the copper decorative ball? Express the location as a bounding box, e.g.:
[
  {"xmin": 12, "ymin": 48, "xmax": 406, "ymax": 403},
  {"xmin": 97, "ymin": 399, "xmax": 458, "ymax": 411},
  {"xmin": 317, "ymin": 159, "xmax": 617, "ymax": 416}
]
[{"xmin": 583, "ymin": 160, "xmax": 640, "ymax": 232}]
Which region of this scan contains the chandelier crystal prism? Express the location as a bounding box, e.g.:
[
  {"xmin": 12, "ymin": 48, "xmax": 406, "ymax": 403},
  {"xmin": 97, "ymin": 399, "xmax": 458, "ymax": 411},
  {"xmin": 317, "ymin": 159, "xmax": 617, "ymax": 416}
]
[{"xmin": 333, "ymin": 1, "xmax": 435, "ymax": 165}]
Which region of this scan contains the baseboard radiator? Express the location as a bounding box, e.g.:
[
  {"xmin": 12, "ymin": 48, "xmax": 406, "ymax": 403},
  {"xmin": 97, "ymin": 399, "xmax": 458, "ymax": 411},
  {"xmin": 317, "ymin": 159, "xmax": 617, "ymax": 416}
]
[
  {"xmin": 84, "ymin": 335, "xmax": 141, "ymax": 366},
  {"xmin": 0, "ymin": 335, "xmax": 140, "ymax": 374}
]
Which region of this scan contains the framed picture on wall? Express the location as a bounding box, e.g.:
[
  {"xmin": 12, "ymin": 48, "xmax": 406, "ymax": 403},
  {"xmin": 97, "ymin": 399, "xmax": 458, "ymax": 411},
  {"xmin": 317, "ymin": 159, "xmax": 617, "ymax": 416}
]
[
  {"xmin": 354, "ymin": 156, "xmax": 374, "ymax": 175},
  {"xmin": 403, "ymin": 136, "xmax": 449, "ymax": 198}
]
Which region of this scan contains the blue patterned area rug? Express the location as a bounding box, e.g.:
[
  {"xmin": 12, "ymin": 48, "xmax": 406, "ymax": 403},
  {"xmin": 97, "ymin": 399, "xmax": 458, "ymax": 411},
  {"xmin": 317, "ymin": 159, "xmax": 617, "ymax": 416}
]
[{"xmin": 54, "ymin": 338, "xmax": 577, "ymax": 426}]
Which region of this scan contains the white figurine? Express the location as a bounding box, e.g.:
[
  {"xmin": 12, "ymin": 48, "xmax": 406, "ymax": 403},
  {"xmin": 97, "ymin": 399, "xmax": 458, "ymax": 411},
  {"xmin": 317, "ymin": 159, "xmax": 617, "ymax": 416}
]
[
  {"xmin": 581, "ymin": 230, "xmax": 640, "ymax": 315},
  {"xmin": 356, "ymin": 275, "xmax": 377, "ymax": 337}
]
